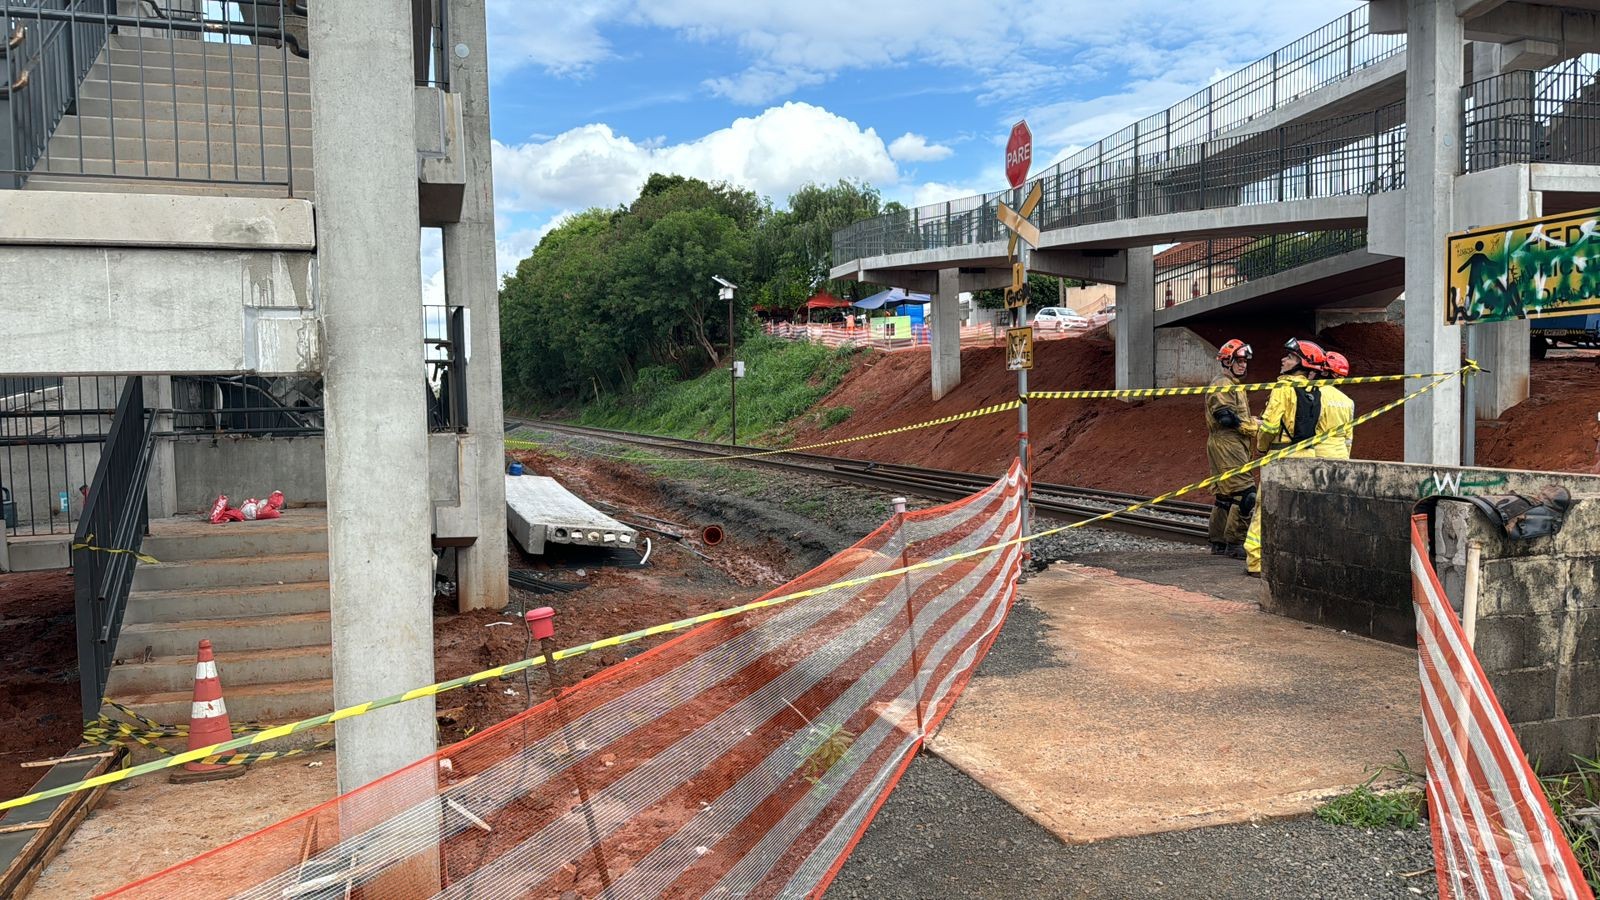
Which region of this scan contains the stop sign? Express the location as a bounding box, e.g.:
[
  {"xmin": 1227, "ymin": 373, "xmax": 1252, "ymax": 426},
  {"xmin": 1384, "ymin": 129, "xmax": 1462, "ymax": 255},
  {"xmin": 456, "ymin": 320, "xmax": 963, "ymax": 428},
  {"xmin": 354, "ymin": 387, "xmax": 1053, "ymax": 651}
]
[{"xmin": 1005, "ymin": 120, "xmax": 1032, "ymax": 189}]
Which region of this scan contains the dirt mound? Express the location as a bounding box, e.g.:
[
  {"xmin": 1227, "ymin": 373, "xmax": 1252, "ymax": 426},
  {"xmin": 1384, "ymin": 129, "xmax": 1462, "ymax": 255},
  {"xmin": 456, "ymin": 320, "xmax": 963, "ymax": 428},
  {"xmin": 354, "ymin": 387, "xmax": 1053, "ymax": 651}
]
[
  {"xmin": 0, "ymin": 569, "xmax": 81, "ymax": 799},
  {"xmin": 788, "ymin": 327, "xmax": 1599, "ymax": 497}
]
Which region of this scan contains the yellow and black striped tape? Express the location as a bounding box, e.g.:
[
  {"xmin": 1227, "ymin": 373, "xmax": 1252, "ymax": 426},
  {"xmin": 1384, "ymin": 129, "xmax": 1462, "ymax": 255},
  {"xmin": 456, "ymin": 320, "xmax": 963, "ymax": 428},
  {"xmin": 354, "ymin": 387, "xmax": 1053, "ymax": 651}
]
[
  {"xmin": 70, "ymin": 534, "xmax": 160, "ymax": 565},
  {"xmin": 82, "ymin": 724, "xmax": 334, "ymax": 766},
  {"xmin": 506, "ymin": 400, "xmax": 1021, "ymax": 464},
  {"xmin": 0, "ymin": 366, "xmax": 1472, "ymax": 814},
  {"xmin": 1026, "ymin": 363, "xmax": 1477, "ymax": 401}
]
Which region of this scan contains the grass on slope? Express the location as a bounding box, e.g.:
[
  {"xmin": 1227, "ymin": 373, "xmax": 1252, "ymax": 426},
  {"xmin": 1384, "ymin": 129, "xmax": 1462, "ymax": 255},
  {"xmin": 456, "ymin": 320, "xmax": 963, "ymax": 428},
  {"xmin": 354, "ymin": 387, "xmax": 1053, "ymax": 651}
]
[{"xmin": 574, "ymin": 337, "xmax": 865, "ymax": 445}]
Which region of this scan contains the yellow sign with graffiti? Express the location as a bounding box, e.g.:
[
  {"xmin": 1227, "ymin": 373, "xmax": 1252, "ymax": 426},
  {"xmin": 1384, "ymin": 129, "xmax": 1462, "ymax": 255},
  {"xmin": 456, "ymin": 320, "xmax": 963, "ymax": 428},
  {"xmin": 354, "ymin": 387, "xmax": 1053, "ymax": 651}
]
[{"xmin": 1446, "ymin": 207, "xmax": 1600, "ymax": 324}]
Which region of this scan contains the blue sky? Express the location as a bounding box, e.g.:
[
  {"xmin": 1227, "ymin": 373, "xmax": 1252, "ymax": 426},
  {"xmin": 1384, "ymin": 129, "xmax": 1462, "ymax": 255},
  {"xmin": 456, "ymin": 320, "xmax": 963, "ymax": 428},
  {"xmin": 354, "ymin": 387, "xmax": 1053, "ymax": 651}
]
[{"xmin": 422, "ymin": 0, "xmax": 1365, "ymax": 296}]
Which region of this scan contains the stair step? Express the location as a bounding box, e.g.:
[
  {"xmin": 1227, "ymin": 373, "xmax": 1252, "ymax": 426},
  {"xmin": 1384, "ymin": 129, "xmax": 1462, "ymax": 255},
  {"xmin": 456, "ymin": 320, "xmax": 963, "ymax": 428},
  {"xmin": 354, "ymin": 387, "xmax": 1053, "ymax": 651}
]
[
  {"xmin": 140, "ymin": 519, "xmax": 327, "ymax": 562},
  {"xmin": 110, "ymin": 33, "xmax": 308, "ymax": 63},
  {"xmin": 106, "ymin": 644, "xmax": 331, "ymax": 695},
  {"xmin": 21, "ymin": 174, "xmax": 311, "ymax": 198},
  {"xmin": 33, "ymin": 155, "xmax": 312, "ymax": 186},
  {"xmin": 53, "ymin": 113, "xmax": 310, "ymax": 144},
  {"xmin": 117, "ymin": 610, "xmax": 330, "ymax": 658},
  {"xmin": 131, "ymin": 551, "xmax": 328, "ymax": 592},
  {"xmin": 88, "ymin": 61, "xmax": 310, "ymax": 93},
  {"xmin": 77, "ymin": 79, "xmax": 312, "ymax": 109},
  {"xmin": 71, "ymin": 98, "xmax": 312, "ymax": 129},
  {"xmin": 45, "ymin": 134, "xmax": 310, "ymax": 170},
  {"xmin": 108, "ymin": 677, "xmax": 334, "ymax": 728},
  {"xmin": 121, "ymin": 580, "xmax": 330, "ymax": 625}
]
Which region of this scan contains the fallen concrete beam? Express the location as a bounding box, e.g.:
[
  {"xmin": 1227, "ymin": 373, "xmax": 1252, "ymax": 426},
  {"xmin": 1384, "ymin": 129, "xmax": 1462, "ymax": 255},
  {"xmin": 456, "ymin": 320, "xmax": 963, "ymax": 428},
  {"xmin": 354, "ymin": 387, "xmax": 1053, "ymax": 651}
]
[{"xmin": 505, "ymin": 475, "xmax": 638, "ymax": 556}]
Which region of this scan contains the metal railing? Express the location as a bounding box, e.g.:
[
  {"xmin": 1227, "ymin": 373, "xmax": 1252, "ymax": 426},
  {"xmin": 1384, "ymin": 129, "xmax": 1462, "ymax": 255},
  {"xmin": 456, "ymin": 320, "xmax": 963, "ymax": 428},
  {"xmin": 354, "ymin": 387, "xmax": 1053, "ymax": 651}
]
[
  {"xmin": 1153, "ymin": 229, "xmax": 1368, "ymax": 311},
  {"xmin": 1, "ymin": 375, "xmax": 119, "ymax": 536},
  {"xmin": 413, "ymin": 0, "xmax": 449, "ymax": 89},
  {"xmin": 0, "ymin": 0, "xmax": 305, "ymax": 190},
  {"xmin": 73, "ymin": 377, "xmax": 154, "ymax": 723},
  {"xmin": 840, "ymin": 102, "xmax": 1408, "ymax": 261},
  {"xmin": 833, "ymin": 7, "xmax": 1402, "ymax": 265},
  {"xmin": 167, "ymin": 375, "xmax": 322, "ymax": 437},
  {"xmin": 425, "ymin": 304, "xmax": 468, "ymax": 432},
  {"xmin": 1466, "ymin": 56, "xmax": 1600, "ymax": 170},
  {"xmin": 1, "ymin": 0, "xmax": 111, "ymax": 188}
]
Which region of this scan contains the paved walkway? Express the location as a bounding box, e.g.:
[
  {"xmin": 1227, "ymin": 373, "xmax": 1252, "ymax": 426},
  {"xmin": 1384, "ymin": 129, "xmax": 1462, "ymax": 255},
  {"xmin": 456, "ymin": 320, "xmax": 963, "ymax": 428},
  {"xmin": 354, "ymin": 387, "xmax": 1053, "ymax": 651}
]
[{"xmin": 927, "ymin": 561, "xmax": 1423, "ymax": 843}]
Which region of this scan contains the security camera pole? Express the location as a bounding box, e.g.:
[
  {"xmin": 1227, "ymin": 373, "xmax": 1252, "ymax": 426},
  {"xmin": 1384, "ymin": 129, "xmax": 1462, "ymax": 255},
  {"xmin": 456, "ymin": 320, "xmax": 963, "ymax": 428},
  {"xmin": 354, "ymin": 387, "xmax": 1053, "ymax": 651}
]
[{"xmin": 714, "ymin": 276, "xmax": 739, "ymax": 447}]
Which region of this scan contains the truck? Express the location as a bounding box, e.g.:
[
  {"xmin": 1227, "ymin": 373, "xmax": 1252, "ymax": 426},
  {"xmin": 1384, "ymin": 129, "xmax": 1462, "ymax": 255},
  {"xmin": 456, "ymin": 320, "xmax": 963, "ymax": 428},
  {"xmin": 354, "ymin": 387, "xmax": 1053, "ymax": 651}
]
[{"xmin": 1532, "ymin": 313, "xmax": 1600, "ymax": 359}]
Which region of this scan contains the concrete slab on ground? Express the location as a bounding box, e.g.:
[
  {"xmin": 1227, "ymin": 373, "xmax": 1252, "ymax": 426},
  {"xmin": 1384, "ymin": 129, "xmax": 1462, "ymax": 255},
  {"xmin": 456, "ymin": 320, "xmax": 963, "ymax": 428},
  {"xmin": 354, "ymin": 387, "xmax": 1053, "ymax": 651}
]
[
  {"xmin": 927, "ymin": 562, "xmax": 1423, "ymax": 844},
  {"xmin": 28, "ymin": 757, "xmax": 336, "ymax": 898},
  {"xmin": 505, "ymin": 474, "xmax": 638, "ymax": 555}
]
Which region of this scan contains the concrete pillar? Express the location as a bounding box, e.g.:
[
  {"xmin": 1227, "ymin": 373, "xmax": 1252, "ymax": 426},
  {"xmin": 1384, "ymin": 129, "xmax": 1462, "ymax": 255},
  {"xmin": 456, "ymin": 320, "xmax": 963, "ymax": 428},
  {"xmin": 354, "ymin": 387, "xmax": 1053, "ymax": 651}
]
[
  {"xmin": 143, "ymin": 376, "xmax": 177, "ymax": 519},
  {"xmin": 930, "ymin": 268, "xmax": 960, "ymax": 400},
  {"xmin": 1469, "ymin": 41, "xmax": 1534, "ymax": 421},
  {"xmin": 310, "ymin": 0, "xmax": 437, "ymax": 792},
  {"xmin": 442, "ymin": 0, "xmax": 508, "ymax": 612},
  {"xmin": 1114, "ymin": 247, "xmax": 1155, "ymax": 392},
  {"xmin": 1402, "ymin": 0, "xmax": 1464, "ymax": 465}
]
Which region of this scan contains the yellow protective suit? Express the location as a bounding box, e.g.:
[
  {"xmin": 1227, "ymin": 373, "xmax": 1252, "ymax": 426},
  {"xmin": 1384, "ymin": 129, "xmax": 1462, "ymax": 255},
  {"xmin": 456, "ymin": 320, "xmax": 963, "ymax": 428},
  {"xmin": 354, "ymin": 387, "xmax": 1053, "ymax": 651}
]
[
  {"xmin": 1244, "ymin": 375, "xmax": 1319, "ymax": 574},
  {"xmin": 1204, "ymin": 374, "xmax": 1256, "ymax": 546},
  {"xmin": 1315, "ymin": 384, "xmax": 1355, "ymax": 459}
]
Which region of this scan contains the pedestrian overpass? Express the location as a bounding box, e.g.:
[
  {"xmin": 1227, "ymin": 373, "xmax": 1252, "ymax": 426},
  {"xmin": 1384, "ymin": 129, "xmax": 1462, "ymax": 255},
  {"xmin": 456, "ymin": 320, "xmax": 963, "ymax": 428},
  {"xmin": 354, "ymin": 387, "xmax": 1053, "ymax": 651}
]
[{"xmin": 829, "ymin": 1, "xmax": 1600, "ymax": 462}]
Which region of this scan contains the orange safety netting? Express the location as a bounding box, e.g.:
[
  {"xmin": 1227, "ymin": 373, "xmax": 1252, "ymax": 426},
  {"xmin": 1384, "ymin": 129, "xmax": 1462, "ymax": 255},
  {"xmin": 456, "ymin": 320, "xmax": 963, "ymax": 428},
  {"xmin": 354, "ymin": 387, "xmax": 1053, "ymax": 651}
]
[{"xmin": 107, "ymin": 462, "xmax": 1024, "ymax": 900}]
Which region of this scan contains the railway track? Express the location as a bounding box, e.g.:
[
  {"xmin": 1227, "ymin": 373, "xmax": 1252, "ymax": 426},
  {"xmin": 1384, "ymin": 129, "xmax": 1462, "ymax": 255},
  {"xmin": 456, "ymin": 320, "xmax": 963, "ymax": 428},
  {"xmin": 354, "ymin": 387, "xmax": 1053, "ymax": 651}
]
[{"xmin": 507, "ymin": 420, "xmax": 1212, "ymax": 544}]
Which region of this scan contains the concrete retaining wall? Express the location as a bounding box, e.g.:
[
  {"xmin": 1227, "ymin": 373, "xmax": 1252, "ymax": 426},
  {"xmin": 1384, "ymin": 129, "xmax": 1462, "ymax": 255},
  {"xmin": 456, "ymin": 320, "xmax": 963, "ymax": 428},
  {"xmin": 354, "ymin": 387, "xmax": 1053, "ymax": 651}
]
[
  {"xmin": 1262, "ymin": 458, "xmax": 1600, "ymax": 765},
  {"xmin": 1154, "ymin": 327, "xmax": 1218, "ymax": 388},
  {"xmin": 171, "ymin": 435, "xmax": 326, "ymax": 514}
]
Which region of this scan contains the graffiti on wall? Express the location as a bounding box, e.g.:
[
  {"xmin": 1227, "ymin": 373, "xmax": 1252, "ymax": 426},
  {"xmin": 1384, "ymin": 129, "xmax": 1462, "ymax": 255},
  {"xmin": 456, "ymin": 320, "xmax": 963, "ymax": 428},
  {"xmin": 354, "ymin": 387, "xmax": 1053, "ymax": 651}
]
[{"xmin": 1446, "ymin": 208, "xmax": 1600, "ymax": 324}]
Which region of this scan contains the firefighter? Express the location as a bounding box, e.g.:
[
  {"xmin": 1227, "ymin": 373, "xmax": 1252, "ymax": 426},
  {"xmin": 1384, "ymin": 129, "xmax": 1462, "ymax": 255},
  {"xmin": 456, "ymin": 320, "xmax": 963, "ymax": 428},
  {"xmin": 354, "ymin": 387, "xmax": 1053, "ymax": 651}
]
[
  {"xmin": 1205, "ymin": 339, "xmax": 1257, "ymax": 558},
  {"xmin": 1316, "ymin": 351, "xmax": 1355, "ymax": 460},
  {"xmin": 1243, "ymin": 338, "xmax": 1328, "ymax": 577}
]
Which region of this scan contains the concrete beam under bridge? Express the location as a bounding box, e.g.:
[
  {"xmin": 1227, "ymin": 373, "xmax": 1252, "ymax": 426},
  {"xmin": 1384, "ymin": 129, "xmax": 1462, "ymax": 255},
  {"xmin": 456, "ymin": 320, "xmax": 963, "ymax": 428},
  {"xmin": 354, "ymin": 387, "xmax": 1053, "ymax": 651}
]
[{"xmin": 858, "ymin": 267, "xmax": 1012, "ymax": 295}]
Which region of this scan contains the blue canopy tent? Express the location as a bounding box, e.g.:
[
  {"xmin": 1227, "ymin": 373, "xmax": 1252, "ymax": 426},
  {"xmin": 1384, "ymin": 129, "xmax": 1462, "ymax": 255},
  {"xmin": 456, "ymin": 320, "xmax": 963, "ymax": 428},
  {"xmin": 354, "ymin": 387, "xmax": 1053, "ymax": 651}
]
[{"xmin": 854, "ymin": 288, "xmax": 929, "ymax": 326}]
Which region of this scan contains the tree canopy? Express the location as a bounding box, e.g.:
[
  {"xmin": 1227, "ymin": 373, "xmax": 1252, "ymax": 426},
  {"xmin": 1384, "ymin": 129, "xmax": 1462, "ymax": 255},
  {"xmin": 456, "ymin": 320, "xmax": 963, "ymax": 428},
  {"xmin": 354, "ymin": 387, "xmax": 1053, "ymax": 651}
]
[{"xmin": 499, "ymin": 176, "xmax": 886, "ymax": 403}]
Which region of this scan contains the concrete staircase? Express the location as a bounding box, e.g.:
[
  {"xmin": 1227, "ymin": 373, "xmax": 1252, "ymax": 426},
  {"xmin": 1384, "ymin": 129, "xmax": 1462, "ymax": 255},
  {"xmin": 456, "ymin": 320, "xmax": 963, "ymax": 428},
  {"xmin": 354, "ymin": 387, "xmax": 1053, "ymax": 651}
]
[
  {"xmin": 26, "ymin": 34, "xmax": 313, "ymax": 195},
  {"xmin": 103, "ymin": 507, "xmax": 332, "ymax": 726}
]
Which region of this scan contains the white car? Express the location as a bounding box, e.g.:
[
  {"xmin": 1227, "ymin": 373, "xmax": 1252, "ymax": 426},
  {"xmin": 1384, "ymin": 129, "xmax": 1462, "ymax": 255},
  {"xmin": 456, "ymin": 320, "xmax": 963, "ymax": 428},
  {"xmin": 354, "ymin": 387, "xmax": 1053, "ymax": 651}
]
[{"xmin": 1034, "ymin": 307, "xmax": 1090, "ymax": 329}]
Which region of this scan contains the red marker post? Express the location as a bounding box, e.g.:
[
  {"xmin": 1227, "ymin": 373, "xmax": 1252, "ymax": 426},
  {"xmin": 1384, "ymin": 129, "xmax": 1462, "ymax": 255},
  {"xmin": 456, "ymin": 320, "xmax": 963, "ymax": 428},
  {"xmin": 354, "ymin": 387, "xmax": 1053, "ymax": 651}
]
[{"xmin": 525, "ymin": 608, "xmax": 612, "ymax": 892}]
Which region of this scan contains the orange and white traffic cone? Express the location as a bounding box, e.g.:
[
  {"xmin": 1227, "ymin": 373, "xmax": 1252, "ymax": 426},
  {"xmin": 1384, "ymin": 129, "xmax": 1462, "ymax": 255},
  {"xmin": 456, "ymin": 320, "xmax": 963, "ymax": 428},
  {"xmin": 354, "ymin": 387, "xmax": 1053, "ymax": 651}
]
[{"xmin": 170, "ymin": 639, "xmax": 246, "ymax": 784}]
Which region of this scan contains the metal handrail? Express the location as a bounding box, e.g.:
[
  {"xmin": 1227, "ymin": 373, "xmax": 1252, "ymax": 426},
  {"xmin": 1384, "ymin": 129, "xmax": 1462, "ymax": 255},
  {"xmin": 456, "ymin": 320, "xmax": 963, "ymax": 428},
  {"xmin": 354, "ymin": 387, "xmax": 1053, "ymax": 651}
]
[
  {"xmin": 2, "ymin": 0, "xmax": 113, "ymax": 187},
  {"xmin": 72, "ymin": 377, "xmax": 155, "ymax": 723},
  {"xmin": 1154, "ymin": 229, "xmax": 1368, "ymax": 310},
  {"xmin": 831, "ymin": 6, "xmax": 1402, "ymax": 265}
]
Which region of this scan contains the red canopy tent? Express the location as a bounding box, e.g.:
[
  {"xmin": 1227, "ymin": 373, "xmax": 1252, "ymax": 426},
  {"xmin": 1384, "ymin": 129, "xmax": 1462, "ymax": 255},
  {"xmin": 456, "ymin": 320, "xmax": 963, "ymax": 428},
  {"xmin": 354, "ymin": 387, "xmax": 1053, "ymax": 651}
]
[{"xmin": 803, "ymin": 290, "xmax": 852, "ymax": 323}]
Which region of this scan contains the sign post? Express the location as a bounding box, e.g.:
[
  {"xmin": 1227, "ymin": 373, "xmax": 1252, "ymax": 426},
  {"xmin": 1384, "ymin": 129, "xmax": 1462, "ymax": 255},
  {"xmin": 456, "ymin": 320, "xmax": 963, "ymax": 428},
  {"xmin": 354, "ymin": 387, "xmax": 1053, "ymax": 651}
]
[
  {"xmin": 999, "ymin": 121, "xmax": 1035, "ymax": 544},
  {"xmin": 1445, "ymin": 206, "xmax": 1600, "ymax": 465}
]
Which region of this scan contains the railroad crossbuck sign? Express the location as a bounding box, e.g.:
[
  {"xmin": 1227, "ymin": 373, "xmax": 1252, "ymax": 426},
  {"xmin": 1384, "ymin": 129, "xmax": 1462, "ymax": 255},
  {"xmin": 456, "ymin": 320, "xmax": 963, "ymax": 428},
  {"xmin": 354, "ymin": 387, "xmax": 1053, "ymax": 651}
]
[
  {"xmin": 1446, "ymin": 206, "xmax": 1600, "ymax": 324},
  {"xmin": 998, "ymin": 180, "xmax": 1043, "ymax": 310},
  {"xmin": 1006, "ymin": 326, "xmax": 1034, "ymax": 371}
]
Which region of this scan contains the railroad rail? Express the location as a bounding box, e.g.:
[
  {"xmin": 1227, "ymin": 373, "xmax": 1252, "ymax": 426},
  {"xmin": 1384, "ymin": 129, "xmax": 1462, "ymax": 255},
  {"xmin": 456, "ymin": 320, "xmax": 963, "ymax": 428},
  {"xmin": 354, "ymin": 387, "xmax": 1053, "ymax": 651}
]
[{"xmin": 507, "ymin": 420, "xmax": 1212, "ymax": 545}]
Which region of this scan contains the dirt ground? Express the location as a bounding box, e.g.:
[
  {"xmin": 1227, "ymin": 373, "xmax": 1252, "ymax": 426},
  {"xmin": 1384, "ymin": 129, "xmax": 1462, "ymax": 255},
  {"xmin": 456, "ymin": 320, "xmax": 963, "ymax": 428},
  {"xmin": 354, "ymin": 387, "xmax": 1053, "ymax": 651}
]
[
  {"xmin": 786, "ymin": 323, "xmax": 1600, "ymax": 497},
  {"xmin": 432, "ymin": 446, "xmax": 804, "ymax": 743},
  {"xmin": 0, "ymin": 569, "xmax": 82, "ymax": 799}
]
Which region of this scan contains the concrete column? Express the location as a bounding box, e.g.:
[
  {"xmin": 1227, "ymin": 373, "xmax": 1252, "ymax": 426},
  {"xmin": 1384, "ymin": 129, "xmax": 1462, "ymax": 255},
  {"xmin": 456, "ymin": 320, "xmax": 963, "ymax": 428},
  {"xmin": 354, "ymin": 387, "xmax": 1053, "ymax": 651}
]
[
  {"xmin": 310, "ymin": 0, "xmax": 437, "ymax": 792},
  {"xmin": 1470, "ymin": 41, "xmax": 1533, "ymax": 421},
  {"xmin": 143, "ymin": 376, "xmax": 178, "ymax": 519},
  {"xmin": 1402, "ymin": 0, "xmax": 1464, "ymax": 465},
  {"xmin": 443, "ymin": 0, "xmax": 508, "ymax": 612},
  {"xmin": 1114, "ymin": 247, "xmax": 1155, "ymax": 392},
  {"xmin": 930, "ymin": 268, "xmax": 961, "ymax": 400}
]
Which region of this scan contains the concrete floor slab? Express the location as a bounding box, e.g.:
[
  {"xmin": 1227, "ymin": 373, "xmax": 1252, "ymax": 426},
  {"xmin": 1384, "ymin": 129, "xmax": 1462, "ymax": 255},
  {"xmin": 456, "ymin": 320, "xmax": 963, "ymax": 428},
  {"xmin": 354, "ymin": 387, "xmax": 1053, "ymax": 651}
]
[
  {"xmin": 505, "ymin": 474, "xmax": 638, "ymax": 555},
  {"xmin": 927, "ymin": 562, "xmax": 1423, "ymax": 844}
]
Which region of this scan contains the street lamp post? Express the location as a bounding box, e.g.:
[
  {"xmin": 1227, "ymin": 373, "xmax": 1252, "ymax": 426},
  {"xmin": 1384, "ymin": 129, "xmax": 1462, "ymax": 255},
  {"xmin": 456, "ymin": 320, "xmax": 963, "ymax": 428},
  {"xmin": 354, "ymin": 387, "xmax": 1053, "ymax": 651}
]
[{"xmin": 714, "ymin": 276, "xmax": 739, "ymax": 447}]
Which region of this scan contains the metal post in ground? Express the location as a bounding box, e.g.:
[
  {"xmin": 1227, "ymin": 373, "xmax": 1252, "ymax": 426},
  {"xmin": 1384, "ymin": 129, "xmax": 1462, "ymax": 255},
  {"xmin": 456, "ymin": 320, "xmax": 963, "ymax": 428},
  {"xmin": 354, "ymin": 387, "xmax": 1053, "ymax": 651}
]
[
  {"xmin": 1463, "ymin": 327, "xmax": 1479, "ymax": 466},
  {"xmin": 525, "ymin": 608, "xmax": 614, "ymax": 895},
  {"xmin": 1016, "ymin": 246, "xmax": 1032, "ymax": 551},
  {"xmin": 895, "ymin": 514, "xmax": 928, "ymax": 735}
]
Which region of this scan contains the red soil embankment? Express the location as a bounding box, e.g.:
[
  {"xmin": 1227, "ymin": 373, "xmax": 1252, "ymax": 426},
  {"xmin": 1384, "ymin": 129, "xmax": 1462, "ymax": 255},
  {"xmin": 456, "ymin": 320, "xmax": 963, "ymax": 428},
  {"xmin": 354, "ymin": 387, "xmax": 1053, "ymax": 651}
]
[{"xmin": 790, "ymin": 325, "xmax": 1600, "ymax": 497}]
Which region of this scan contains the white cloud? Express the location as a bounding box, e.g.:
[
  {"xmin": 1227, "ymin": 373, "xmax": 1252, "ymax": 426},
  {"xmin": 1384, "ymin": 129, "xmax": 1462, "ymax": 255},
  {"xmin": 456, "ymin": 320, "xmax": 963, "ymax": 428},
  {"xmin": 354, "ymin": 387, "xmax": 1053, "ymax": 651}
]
[
  {"xmin": 484, "ymin": 0, "xmax": 627, "ymax": 77},
  {"xmin": 889, "ymin": 133, "xmax": 953, "ymax": 163},
  {"xmin": 901, "ymin": 181, "xmax": 985, "ymax": 208},
  {"xmin": 492, "ymin": 102, "xmax": 898, "ymax": 213}
]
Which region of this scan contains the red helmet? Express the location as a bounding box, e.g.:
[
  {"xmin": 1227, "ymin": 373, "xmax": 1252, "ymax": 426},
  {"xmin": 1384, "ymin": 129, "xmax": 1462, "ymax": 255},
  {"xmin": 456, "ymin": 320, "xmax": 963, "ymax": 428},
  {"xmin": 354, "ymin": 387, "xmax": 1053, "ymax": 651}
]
[
  {"xmin": 1324, "ymin": 351, "xmax": 1350, "ymax": 378},
  {"xmin": 1217, "ymin": 339, "xmax": 1253, "ymax": 365},
  {"xmin": 1285, "ymin": 337, "xmax": 1328, "ymax": 371}
]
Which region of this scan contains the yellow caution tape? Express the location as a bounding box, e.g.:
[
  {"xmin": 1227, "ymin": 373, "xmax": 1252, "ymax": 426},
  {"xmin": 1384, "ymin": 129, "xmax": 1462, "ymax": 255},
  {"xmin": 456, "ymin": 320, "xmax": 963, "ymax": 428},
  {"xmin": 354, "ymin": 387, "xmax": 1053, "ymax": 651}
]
[
  {"xmin": 70, "ymin": 534, "xmax": 160, "ymax": 565},
  {"xmin": 0, "ymin": 365, "xmax": 1471, "ymax": 813},
  {"xmin": 1026, "ymin": 363, "xmax": 1477, "ymax": 401},
  {"xmin": 506, "ymin": 400, "xmax": 1021, "ymax": 463}
]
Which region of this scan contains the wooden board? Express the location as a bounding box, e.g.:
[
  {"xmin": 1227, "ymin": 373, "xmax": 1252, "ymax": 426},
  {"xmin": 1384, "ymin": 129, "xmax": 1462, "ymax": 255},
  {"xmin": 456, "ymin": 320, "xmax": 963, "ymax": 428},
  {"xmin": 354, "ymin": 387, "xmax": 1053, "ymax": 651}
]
[{"xmin": 0, "ymin": 745, "xmax": 129, "ymax": 899}]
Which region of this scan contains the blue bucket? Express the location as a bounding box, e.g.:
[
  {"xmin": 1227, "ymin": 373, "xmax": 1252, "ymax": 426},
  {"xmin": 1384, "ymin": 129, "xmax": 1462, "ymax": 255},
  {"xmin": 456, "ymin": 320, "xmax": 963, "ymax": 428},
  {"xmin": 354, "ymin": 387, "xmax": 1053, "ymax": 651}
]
[{"xmin": 508, "ymin": 462, "xmax": 524, "ymax": 476}]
